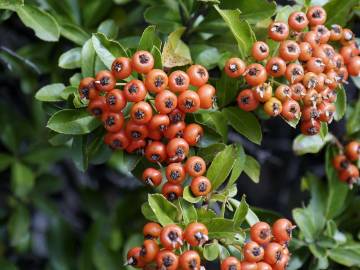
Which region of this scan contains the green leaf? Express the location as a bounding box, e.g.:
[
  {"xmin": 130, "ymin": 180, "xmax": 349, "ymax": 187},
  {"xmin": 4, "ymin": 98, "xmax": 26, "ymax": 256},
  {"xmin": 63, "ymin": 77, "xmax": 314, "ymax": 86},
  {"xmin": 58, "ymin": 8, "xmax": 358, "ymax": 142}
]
[
  {"xmin": 144, "ymin": 6, "xmax": 181, "ymax": 34},
  {"xmin": 58, "ymin": 47, "xmax": 81, "ymax": 69},
  {"xmin": 227, "ymin": 144, "xmax": 246, "ymax": 187},
  {"xmin": 215, "ymin": 73, "xmax": 241, "ymax": 108},
  {"xmin": 138, "ymin": 25, "xmax": 161, "ymax": 52},
  {"xmin": 235, "ymin": 0, "xmax": 276, "ymax": 24},
  {"xmin": 328, "ymin": 247, "xmax": 360, "ymax": 267},
  {"xmin": 275, "ymin": 5, "xmax": 301, "ymax": 22},
  {"xmin": 60, "ymin": 86, "xmax": 76, "ymax": 100},
  {"xmin": 108, "ymin": 151, "xmax": 141, "ymax": 177},
  {"xmin": 151, "ymin": 45, "xmax": 163, "ymax": 69},
  {"xmin": 141, "ymin": 202, "xmax": 158, "ymax": 223},
  {"xmin": 218, "ymin": 244, "xmax": 231, "ymax": 260},
  {"xmin": 71, "ymin": 136, "xmax": 88, "ymax": 172},
  {"xmin": 319, "ymin": 122, "xmax": 328, "ymax": 140},
  {"xmin": 0, "ymin": 0, "xmax": 23, "ymax": 10},
  {"xmin": 8, "ymin": 204, "xmax": 30, "ymax": 251},
  {"xmin": 35, "ymin": 83, "xmax": 65, "ymax": 102},
  {"xmin": 81, "ymin": 39, "xmax": 96, "ymax": 77},
  {"xmin": 196, "ymin": 208, "xmax": 217, "ymax": 222},
  {"xmin": 302, "ymin": 174, "xmax": 326, "ymax": 231},
  {"xmin": 203, "ymin": 242, "xmax": 220, "ymax": 261},
  {"xmin": 243, "ymin": 155, "xmax": 260, "ymax": 183},
  {"xmin": 233, "ymin": 195, "xmax": 249, "ymax": 228},
  {"xmin": 92, "ymin": 32, "xmax": 127, "ymax": 69},
  {"xmin": 324, "ymin": 0, "xmax": 358, "ymax": 27},
  {"xmin": 346, "ymin": 99, "xmax": 360, "ymax": 135},
  {"xmin": 245, "ymin": 208, "xmax": 259, "ymax": 226},
  {"xmin": 192, "ymin": 45, "xmax": 221, "ymax": 70},
  {"xmin": 293, "ymin": 134, "xmax": 333, "ymax": 155},
  {"xmin": 205, "ymin": 219, "xmax": 245, "ymax": 246},
  {"xmin": 0, "ymin": 153, "xmax": 13, "ymax": 172},
  {"xmin": 292, "ymin": 208, "xmax": 317, "ymax": 242},
  {"xmin": 60, "ymin": 23, "xmax": 90, "ymax": 45},
  {"xmin": 162, "ymin": 27, "xmax": 192, "ymax": 68},
  {"xmin": 16, "ymin": 4, "xmax": 60, "ymax": 42},
  {"xmin": 11, "ymin": 162, "xmax": 35, "ymax": 198},
  {"xmin": 223, "ymin": 107, "xmax": 262, "ymax": 145},
  {"xmin": 176, "ymin": 198, "xmax": 197, "ymax": 225},
  {"xmin": 206, "ymin": 145, "xmax": 237, "ymax": 190},
  {"xmin": 334, "ymin": 85, "xmax": 346, "ymax": 121},
  {"xmin": 148, "ymin": 194, "xmax": 178, "ymax": 226},
  {"xmin": 47, "ymin": 109, "xmax": 101, "ymax": 135},
  {"xmin": 325, "ymin": 146, "xmax": 348, "ymax": 219},
  {"xmin": 197, "ymin": 143, "xmax": 226, "ymax": 163},
  {"xmin": 183, "ymin": 186, "xmax": 203, "ymax": 203},
  {"xmin": 194, "ymin": 111, "xmax": 228, "ymax": 141},
  {"xmin": 214, "ymin": 6, "xmax": 256, "ymax": 58},
  {"xmin": 97, "ymin": 19, "xmax": 119, "ymax": 39}
]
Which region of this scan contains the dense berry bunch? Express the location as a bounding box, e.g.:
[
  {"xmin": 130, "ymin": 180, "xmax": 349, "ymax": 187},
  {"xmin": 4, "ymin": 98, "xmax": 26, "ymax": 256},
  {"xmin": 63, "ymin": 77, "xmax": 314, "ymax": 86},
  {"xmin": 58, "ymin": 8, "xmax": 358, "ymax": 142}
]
[
  {"xmin": 333, "ymin": 140, "xmax": 360, "ymax": 186},
  {"xmin": 78, "ymin": 51, "xmax": 215, "ymax": 200},
  {"xmin": 221, "ymin": 219, "xmax": 295, "ymax": 270},
  {"xmin": 126, "ymin": 222, "xmax": 208, "ymax": 269},
  {"xmin": 224, "ymin": 6, "xmax": 359, "ymax": 136},
  {"xmin": 145, "ymin": 155, "xmax": 212, "ymax": 201},
  {"xmin": 126, "ymin": 218, "xmax": 294, "ymax": 270}
]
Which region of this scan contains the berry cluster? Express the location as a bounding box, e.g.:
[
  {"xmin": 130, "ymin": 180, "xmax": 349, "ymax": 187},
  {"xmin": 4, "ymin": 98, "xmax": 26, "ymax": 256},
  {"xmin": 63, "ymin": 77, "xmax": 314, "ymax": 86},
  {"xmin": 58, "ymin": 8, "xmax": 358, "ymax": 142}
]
[
  {"xmin": 144, "ymin": 155, "xmax": 211, "ymax": 201},
  {"xmin": 224, "ymin": 6, "xmax": 359, "ymax": 136},
  {"xmin": 333, "ymin": 140, "xmax": 360, "ymax": 186},
  {"xmin": 221, "ymin": 219, "xmax": 294, "ymax": 270},
  {"xmin": 126, "ymin": 222, "xmax": 208, "ymax": 270},
  {"xmin": 78, "ymin": 51, "xmax": 216, "ymax": 199},
  {"xmin": 126, "ymin": 218, "xmax": 294, "ymax": 270}
]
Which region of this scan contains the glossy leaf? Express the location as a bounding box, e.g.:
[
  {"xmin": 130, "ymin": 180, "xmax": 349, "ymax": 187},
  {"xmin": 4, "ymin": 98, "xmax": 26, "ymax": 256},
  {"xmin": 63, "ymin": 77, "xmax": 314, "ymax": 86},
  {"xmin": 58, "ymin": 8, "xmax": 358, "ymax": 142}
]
[
  {"xmin": 194, "ymin": 111, "xmax": 228, "ymax": 141},
  {"xmin": 47, "ymin": 109, "xmax": 101, "ymax": 135},
  {"xmin": 81, "ymin": 39, "xmax": 96, "ymax": 77},
  {"xmin": 214, "ymin": 6, "xmax": 256, "ymax": 58},
  {"xmin": 223, "ymin": 107, "xmax": 262, "ymax": 145},
  {"xmin": 292, "ymin": 208, "xmax": 317, "ymax": 242},
  {"xmin": 334, "ymin": 85, "xmax": 346, "ymax": 121},
  {"xmin": 16, "ymin": 4, "xmax": 60, "ymax": 42},
  {"xmin": 138, "ymin": 25, "xmax": 161, "ymax": 52},
  {"xmin": 97, "ymin": 19, "xmax": 119, "ymax": 39},
  {"xmin": 215, "ymin": 73, "xmax": 241, "ymax": 108},
  {"xmin": 206, "ymin": 145, "xmax": 237, "ymax": 190},
  {"xmin": 60, "ymin": 23, "xmax": 90, "ymax": 45},
  {"xmin": 203, "ymin": 242, "xmax": 220, "ymax": 261},
  {"xmin": 183, "ymin": 186, "xmax": 202, "ymax": 203},
  {"xmin": 328, "ymin": 247, "xmax": 360, "ymax": 267},
  {"xmin": 324, "ymin": 0, "xmax": 358, "ymax": 27},
  {"xmin": 227, "ymin": 144, "xmax": 246, "ymax": 187},
  {"xmin": 235, "ymin": 0, "xmax": 276, "ymax": 24},
  {"xmin": 35, "ymin": 83, "xmax": 65, "ymax": 102},
  {"xmin": 58, "ymin": 47, "xmax": 81, "ymax": 69},
  {"xmin": 92, "ymin": 32, "xmax": 127, "ymax": 69},
  {"xmin": 243, "ymin": 155, "xmax": 260, "ymax": 183},
  {"xmin": 198, "ymin": 143, "xmax": 226, "ymax": 163},
  {"xmin": 148, "ymin": 194, "xmax": 178, "ymax": 226},
  {"xmin": 176, "ymin": 198, "xmax": 197, "ymax": 225},
  {"xmin": 144, "ymin": 6, "xmax": 181, "ymax": 34},
  {"xmin": 233, "ymin": 195, "xmax": 249, "ymax": 228},
  {"xmin": 293, "ymin": 133, "xmax": 333, "ymax": 155}
]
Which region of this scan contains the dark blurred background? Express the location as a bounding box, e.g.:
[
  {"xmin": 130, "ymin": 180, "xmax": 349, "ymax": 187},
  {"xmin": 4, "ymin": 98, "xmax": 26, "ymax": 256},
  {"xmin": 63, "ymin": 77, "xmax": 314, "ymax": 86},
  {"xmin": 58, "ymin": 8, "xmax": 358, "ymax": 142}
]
[{"xmin": 0, "ymin": 0, "xmax": 359, "ymax": 269}]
